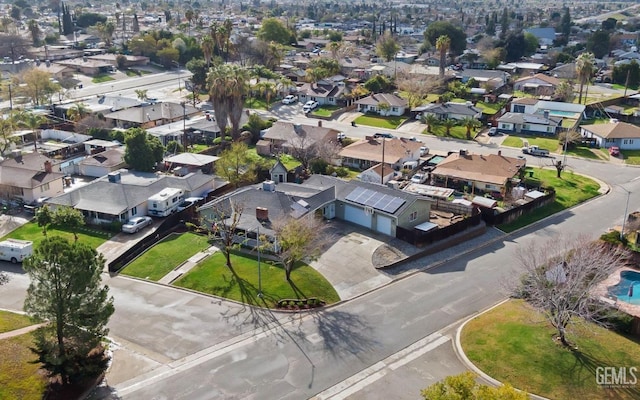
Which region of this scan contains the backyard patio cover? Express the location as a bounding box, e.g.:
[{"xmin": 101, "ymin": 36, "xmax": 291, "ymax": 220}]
[{"xmin": 164, "ymin": 153, "xmax": 220, "ymax": 167}]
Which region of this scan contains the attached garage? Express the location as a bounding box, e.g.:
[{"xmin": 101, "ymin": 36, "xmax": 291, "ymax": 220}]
[
  {"xmin": 344, "ymin": 204, "xmax": 372, "ymax": 229},
  {"xmin": 375, "ymin": 214, "xmax": 393, "ymax": 235}
]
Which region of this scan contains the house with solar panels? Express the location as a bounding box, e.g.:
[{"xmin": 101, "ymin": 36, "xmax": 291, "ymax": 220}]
[{"xmin": 197, "ymin": 175, "xmax": 433, "ymax": 239}]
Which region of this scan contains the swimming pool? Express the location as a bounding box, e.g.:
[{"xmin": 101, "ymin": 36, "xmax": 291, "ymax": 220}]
[
  {"xmin": 608, "ymin": 270, "xmax": 640, "ymax": 305},
  {"xmin": 548, "ymin": 110, "xmax": 580, "ymax": 117}
]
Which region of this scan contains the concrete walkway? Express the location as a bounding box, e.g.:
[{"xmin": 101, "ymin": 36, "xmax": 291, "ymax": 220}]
[
  {"xmin": 157, "ymin": 246, "xmax": 218, "ymax": 284},
  {"xmin": 0, "ymin": 323, "xmax": 46, "ymax": 340}
]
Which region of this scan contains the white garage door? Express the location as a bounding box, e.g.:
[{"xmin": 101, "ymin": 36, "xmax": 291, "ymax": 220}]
[
  {"xmin": 344, "ymin": 205, "xmax": 372, "ymax": 229},
  {"xmin": 375, "ymin": 215, "xmax": 393, "ymax": 236}
]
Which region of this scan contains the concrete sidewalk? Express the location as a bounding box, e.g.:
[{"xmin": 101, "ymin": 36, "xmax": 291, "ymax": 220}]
[
  {"xmin": 157, "ymin": 246, "xmax": 218, "ymax": 284},
  {"xmin": 0, "ymin": 323, "xmax": 46, "ymax": 340}
]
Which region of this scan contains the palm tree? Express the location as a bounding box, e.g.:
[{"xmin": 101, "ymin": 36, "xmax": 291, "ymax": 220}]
[
  {"xmin": 575, "ymin": 52, "xmax": 595, "ymax": 104},
  {"xmin": 436, "ymin": 35, "xmax": 451, "ymax": 78},
  {"xmin": 278, "ymin": 76, "xmax": 293, "ymax": 97},
  {"xmin": 66, "ymin": 103, "xmax": 90, "ymax": 123},
  {"xmin": 27, "ymin": 19, "xmax": 40, "ymax": 45},
  {"xmin": 184, "ymin": 9, "xmax": 194, "ymax": 36},
  {"xmin": 222, "ymin": 19, "xmax": 234, "ymax": 61},
  {"xmin": 134, "ymin": 89, "xmax": 148, "ymax": 102},
  {"xmin": 260, "ymin": 82, "xmax": 276, "ymax": 109},
  {"xmin": 201, "ymin": 36, "xmax": 214, "ymax": 68},
  {"xmin": 328, "ymin": 41, "xmax": 342, "ymax": 59},
  {"xmin": 424, "ymin": 114, "xmax": 440, "ymax": 133},
  {"xmin": 207, "ymin": 64, "xmax": 250, "ymax": 140},
  {"xmin": 18, "ymin": 111, "xmax": 48, "ymax": 151},
  {"xmin": 441, "ymin": 118, "xmax": 457, "ymax": 136},
  {"xmin": 461, "ymin": 117, "xmax": 481, "ymax": 140}
]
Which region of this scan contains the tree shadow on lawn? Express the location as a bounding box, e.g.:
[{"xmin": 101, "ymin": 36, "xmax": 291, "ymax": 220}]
[{"xmin": 287, "ymin": 279, "xmax": 307, "ymax": 299}]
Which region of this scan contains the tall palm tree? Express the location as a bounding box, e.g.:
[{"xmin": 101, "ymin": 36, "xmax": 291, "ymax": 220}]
[
  {"xmin": 575, "ymin": 52, "xmax": 595, "ymax": 105},
  {"xmin": 66, "ymin": 103, "xmax": 90, "ymax": 123},
  {"xmin": 436, "ymin": 35, "xmax": 451, "ymax": 78},
  {"xmin": 441, "ymin": 118, "xmax": 457, "ymax": 136},
  {"xmin": 210, "ymin": 22, "xmax": 222, "ymax": 56},
  {"xmin": 260, "ymin": 82, "xmax": 276, "ymax": 109},
  {"xmin": 207, "ymin": 64, "xmax": 250, "ymax": 140},
  {"xmin": 185, "ymin": 9, "xmax": 194, "ymax": 36},
  {"xmin": 222, "ymin": 19, "xmax": 234, "ymax": 61},
  {"xmin": 461, "ymin": 117, "xmax": 481, "ymax": 140},
  {"xmin": 18, "ymin": 111, "xmax": 47, "ymax": 151},
  {"xmin": 201, "ymin": 36, "xmax": 214, "ymax": 68},
  {"xmin": 278, "ymin": 76, "xmax": 294, "ymax": 97}
]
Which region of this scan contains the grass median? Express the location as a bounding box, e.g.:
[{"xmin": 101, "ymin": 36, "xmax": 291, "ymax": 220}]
[
  {"xmin": 461, "ymin": 299, "xmax": 640, "ymax": 400},
  {"xmin": 120, "ymin": 232, "xmax": 209, "ymax": 281},
  {"xmin": 174, "ymin": 250, "xmax": 340, "ymax": 308}
]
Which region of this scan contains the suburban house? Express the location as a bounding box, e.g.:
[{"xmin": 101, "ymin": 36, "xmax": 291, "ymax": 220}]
[
  {"xmin": 580, "ymin": 121, "xmax": 640, "ymax": 150},
  {"xmin": 513, "ymin": 73, "xmax": 562, "ymax": 97},
  {"xmin": 355, "ymin": 93, "xmax": 407, "ymax": 116},
  {"xmin": 256, "ymin": 121, "xmax": 340, "ymax": 156},
  {"xmin": 55, "ymin": 96, "xmax": 144, "ymax": 120},
  {"xmin": 198, "ymin": 175, "xmax": 433, "ymax": 239},
  {"xmin": 549, "ymin": 63, "xmax": 577, "ymax": 79},
  {"xmin": 47, "ymin": 169, "xmax": 221, "ymax": 224},
  {"xmin": 269, "ymin": 160, "xmax": 288, "ymax": 183},
  {"xmin": 104, "ymin": 102, "xmax": 199, "ymax": 129},
  {"xmin": 0, "ymin": 153, "xmax": 66, "ymax": 203},
  {"xmin": 54, "ymin": 57, "xmax": 115, "ymax": 76},
  {"xmin": 87, "ymin": 54, "xmax": 150, "ymax": 68},
  {"xmin": 34, "ymin": 62, "xmax": 75, "ymax": 81},
  {"xmin": 297, "ymin": 81, "xmax": 346, "ymax": 106},
  {"xmin": 415, "ymin": 102, "xmax": 482, "ymax": 121},
  {"xmin": 508, "ymin": 98, "xmax": 585, "ymax": 128},
  {"xmin": 78, "ymin": 148, "xmax": 127, "ymax": 178},
  {"xmin": 357, "ymin": 163, "xmax": 398, "ymax": 185},
  {"xmin": 450, "ymin": 69, "xmax": 511, "ymax": 91},
  {"xmin": 339, "ymin": 137, "xmax": 422, "ymax": 171},
  {"xmin": 431, "ymin": 150, "xmax": 526, "ymax": 196},
  {"xmin": 496, "ymin": 111, "xmax": 562, "ymax": 136}
]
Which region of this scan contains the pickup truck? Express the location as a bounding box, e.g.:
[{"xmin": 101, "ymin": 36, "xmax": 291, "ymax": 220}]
[{"xmin": 522, "ymin": 145, "xmax": 549, "ymax": 157}]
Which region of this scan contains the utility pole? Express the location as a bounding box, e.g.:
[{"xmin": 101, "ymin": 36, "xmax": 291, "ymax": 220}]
[{"xmin": 380, "ymin": 138, "xmax": 385, "ymax": 185}]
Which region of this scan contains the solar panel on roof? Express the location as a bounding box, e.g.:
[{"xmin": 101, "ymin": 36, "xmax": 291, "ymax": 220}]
[{"xmin": 345, "ymin": 187, "xmax": 406, "ymax": 214}]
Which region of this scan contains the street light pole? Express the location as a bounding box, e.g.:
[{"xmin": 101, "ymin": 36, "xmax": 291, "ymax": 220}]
[
  {"xmin": 257, "ymin": 225, "xmax": 262, "ymax": 298},
  {"xmin": 619, "ymin": 186, "xmax": 631, "ymax": 241},
  {"xmin": 8, "ymin": 83, "xmax": 12, "ymax": 110}
]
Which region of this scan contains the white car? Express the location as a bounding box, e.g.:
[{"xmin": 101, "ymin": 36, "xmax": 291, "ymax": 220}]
[
  {"xmin": 122, "ymin": 216, "xmax": 153, "ymax": 234},
  {"xmin": 302, "ymin": 100, "xmax": 319, "ymax": 113},
  {"xmin": 177, "ymin": 197, "xmax": 204, "ymax": 212},
  {"xmin": 282, "ymin": 95, "xmax": 298, "ymax": 104},
  {"xmin": 411, "ymin": 173, "xmax": 427, "ymax": 184}
]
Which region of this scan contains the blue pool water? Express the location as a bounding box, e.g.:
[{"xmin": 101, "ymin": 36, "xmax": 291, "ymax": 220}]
[
  {"xmin": 548, "ymin": 110, "xmax": 579, "ymax": 117},
  {"xmin": 608, "ymin": 270, "xmax": 640, "ymax": 305}
]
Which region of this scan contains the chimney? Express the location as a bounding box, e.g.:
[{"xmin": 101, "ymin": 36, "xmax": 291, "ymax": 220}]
[
  {"xmin": 107, "ymin": 171, "xmax": 121, "ymax": 183},
  {"xmin": 256, "ymin": 207, "xmax": 269, "ymax": 221},
  {"xmin": 44, "ymin": 160, "xmax": 52, "ymax": 173},
  {"xmin": 318, "ymin": 120, "xmax": 322, "ymax": 127},
  {"xmin": 293, "ymin": 124, "xmax": 302, "ymax": 134},
  {"xmin": 498, "ymin": 150, "xmax": 502, "ymax": 156},
  {"xmin": 543, "ymin": 110, "xmax": 550, "ymax": 119}
]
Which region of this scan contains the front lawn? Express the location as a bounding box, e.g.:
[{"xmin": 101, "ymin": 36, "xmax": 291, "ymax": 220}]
[
  {"xmin": 120, "ymin": 233, "xmax": 210, "ymax": 281},
  {"xmin": 91, "ymin": 74, "xmax": 115, "ymax": 84},
  {"xmin": 565, "ymin": 146, "xmax": 601, "ymax": 160},
  {"xmin": 311, "ymin": 105, "xmax": 340, "ymax": 117},
  {"xmin": 622, "ymin": 150, "xmax": 640, "ymax": 165},
  {"xmin": 498, "ymin": 167, "xmax": 600, "ymax": 232},
  {"xmin": 0, "ymin": 311, "xmax": 33, "ymax": 334},
  {"xmin": 244, "ymin": 97, "xmax": 268, "ymax": 110},
  {"xmin": 354, "ymin": 114, "xmax": 405, "ymax": 129},
  {"xmin": 174, "ymin": 251, "xmax": 340, "ymax": 308},
  {"xmin": 427, "ymin": 125, "xmax": 471, "ymax": 140},
  {"xmin": 501, "ymin": 136, "xmax": 559, "ymax": 152},
  {"xmin": 1, "ymin": 222, "xmax": 111, "ymax": 250},
  {"xmin": 462, "ymin": 300, "xmax": 640, "ymax": 400},
  {"xmin": 0, "ymin": 333, "xmax": 46, "ymax": 400}
]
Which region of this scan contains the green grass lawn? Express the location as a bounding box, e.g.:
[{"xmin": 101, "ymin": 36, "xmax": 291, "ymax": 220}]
[
  {"xmin": 174, "ymin": 251, "xmax": 340, "ymax": 308},
  {"xmin": 501, "ymin": 136, "xmax": 559, "ymax": 152},
  {"xmin": 246, "ymin": 147, "xmax": 301, "ymax": 171},
  {"xmin": 581, "ymin": 118, "xmax": 611, "ymax": 125},
  {"xmin": 0, "ymin": 333, "xmax": 46, "ymax": 400},
  {"xmin": 426, "ymin": 125, "xmax": 471, "ymax": 140},
  {"xmin": 498, "ymin": 167, "xmax": 601, "ymax": 232},
  {"xmin": 189, "ymin": 144, "xmax": 209, "ymax": 153},
  {"xmin": 475, "ymin": 101, "xmax": 502, "ymax": 115},
  {"xmin": 565, "ymin": 146, "xmax": 601, "ymax": 160},
  {"xmin": 1, "ymin": 222, "xmax": 110, "ymax": 250},
  {"xmin": 462, "ymin": 300, "xmax": 640, "ymax": 400},
  {"xmin": 92, "ymin": 74, "xmax": 115, "ymax": 83},
  {"xmin": 0, "ymin": 311, "xmax": 33, "ymax": 334},
  {"xmin": 244, "ymin": 97, "xmax": 268, "ymax": 110},
  {"xmin": 120, "ymin": 233, "xmax": 210, "ymax": 281},
  {"xmin": 622, "ymin": 150, "xmax": 640, "ymax": 165},
  {"xmin": 354, "ymin": 114, "xmax": 405, "ymax": 129},
  {"xmin": 311, "ymin": 105, "xmax": 340, "ymax": 117}
]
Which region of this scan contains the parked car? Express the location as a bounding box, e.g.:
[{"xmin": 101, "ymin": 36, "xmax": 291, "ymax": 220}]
[
  {"xmin": 408, "ymin": 136, "xmax": 423, "ymax": 142},
  {"xmin": 609, "ymin": 146, "xmax": 620, "ymax": 157},
  {"xmin": 122, "ymin": 216, "xmax": 153, "ymax": 234},
  {"xmin": 337, "ymin": 132, "xmax": 346, "ymax": 140},
  {"xmin": 374, "ymin": 132, "xmax": 394, "ymax": 139},
  {"xmin": 411, "ymin": 173, "xmax": 427, "ymax": 184},
  {"xmin": 177, "ymin": 197, "xmax": 204, "ymax": 212},
  {"xmin": 487, "ymin": 127, "xmax": 498, "ymax": 136},
  {"xmin": 282, "ymin": 95, "xmax": 298, "ymax": 104},
  {"xmin": 302, "ymin": 100, "xmax": 319, "ymax": 113},
  {"xmin": 420, "ymin": 146, "xmax": 429, "ymax": 156}
]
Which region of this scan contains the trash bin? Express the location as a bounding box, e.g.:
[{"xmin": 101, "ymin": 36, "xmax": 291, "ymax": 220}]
[{"xmin": 529, "ymin": 171, "xmax": 534, "ymax": 178}]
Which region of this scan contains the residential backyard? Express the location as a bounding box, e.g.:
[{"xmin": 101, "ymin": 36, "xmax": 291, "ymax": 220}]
[
  {"xmin": 174, "ymin": 251, "xmax": 340, "ymax": 308},
  {"xmin": 462, "ymin": 300, "xmax": 640, "ymax": 400},
  {"xmin": 120, "ymin": 233, "xmax": 210, "ymax": 281}
]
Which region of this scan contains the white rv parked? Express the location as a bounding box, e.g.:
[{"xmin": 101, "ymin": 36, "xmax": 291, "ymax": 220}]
[
  {"xmin": 0, "ymin": 239, "xmax": 34, "ymax": 263},
  {"xmin": 147, "ymin": 188, "xmax": 185, "ymax": 217}
]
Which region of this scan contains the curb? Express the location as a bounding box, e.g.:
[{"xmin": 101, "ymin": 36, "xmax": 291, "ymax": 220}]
[{"xmin": 453, "ymin": 299, "xmax": 551, "ymax": 400}]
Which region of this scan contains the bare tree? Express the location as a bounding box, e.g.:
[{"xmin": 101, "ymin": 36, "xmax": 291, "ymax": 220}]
[
  {"xmin": 198, "ymin": 200, "xmax": 244, "ymax": 273},
  {"xmin": 513, "ymin": 235, "xmax": 629, "ymax": 346},
  {"xmin": 273, "ymin": 215, "xmax": 332, "ymax": 281}
]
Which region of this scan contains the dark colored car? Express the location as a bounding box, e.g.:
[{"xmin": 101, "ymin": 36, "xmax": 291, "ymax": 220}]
[{"xmin": 374, "ymin": 133, "xmax": 394, "ymax": 139}]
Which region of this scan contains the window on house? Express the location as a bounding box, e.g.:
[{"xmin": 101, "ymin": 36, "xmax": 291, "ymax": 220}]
[
  {"xmin": 513, "ymin": 105, "xmax": 525, "ymax": 113},
  {"xmin": 131, "ymin": 206, "xmax": 137, "ymax": 216},
  {"xmin": 328, "ymin": 97, "xmax": 334, "ymax": 102},
  {"xmin": 392, "ymin": 107, "xmax": 398, "ymax": 112},
  {"xmin": 40, "ymin": 183, "xmax": 50, "ymax": 192},
  {"xmin": 409, "ymin": 211, "xmax": 418, "ymax": 221}
]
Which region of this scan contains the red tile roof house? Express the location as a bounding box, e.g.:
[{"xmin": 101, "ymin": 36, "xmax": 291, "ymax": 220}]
[
  {"xmin": 431, "ymin": 150, "xmax": 526, "ymax": 197},
  {"xmin": 580, "ymin": 121, "xmax": 640, "ymax": 150},
  {"xmin": 513, "ymin": 73, "xmax": 562, "ymax": 97},
  {"xmin": 355, "ymin": 93, "xmax": 408, "ymax": 116}
]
